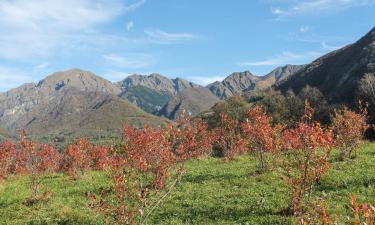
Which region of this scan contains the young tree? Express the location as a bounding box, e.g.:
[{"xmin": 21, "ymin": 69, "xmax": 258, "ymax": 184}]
[
  {"xmin": 88, "ymin": 124, "xmax": 180, "ymax": 225},
  {"xmin": 212, "ymin": 113, "xmax": 247, "ymax": 159},
  {"xmin": 281, "ymin": 102, "xmax": 334, "ymax": 216},
  {"xmin": 61, "ymin": 138, "xmax": 92, "ymax": 180},
  {"xmin": 88, "ymin": 113, "xmax": 214, "ymax": 225},
  {"xmin": 18, "ymin": 132, "xmax": 61, "ymax": 199},
  {"xmin": 88, "ymin": 144, "xmax": 113, "ymax": 170},
  {"xmin": 241, "ymin": 106, "xmax": 284, "ymax": 172},
  {"xmin": 165, "ymin": 113, "xmax": 213, "ymax": 161},
  {"xmin": 331, "ymin": 108, "xmax": 368, "ymax": 160},
  {"xmin": 0, "ymin": 140, "xmax": 16, "ymax": 181}
]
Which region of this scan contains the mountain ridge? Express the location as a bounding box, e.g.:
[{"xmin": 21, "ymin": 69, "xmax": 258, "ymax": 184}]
[
  {"xmin": 0, "ymin": 69, "xmax": 166, "ymax": 144},
  {"xmin": 277, "ymin": 26, "xmax": 375, "ymax": 104}
]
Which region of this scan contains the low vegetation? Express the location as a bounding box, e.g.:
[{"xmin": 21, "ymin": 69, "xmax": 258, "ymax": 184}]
[
  {"xmin": 0, "ymin": 143, "xmax": 374, "ymax": 224},
  {"xmin": 0, "ymin": 103, "xmax": 374, "ymax": 225}
]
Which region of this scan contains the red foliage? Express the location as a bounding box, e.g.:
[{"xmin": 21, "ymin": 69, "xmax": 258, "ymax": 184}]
[
  {"xmin": 61, "ymin": 138, "xmax": 90, "ymax": 179},
  {"xmin": 36, "ymin": 144, "xmax": 62, "ymax": 173},
  {"xmin": 88, "ymin": 145, "xmax": 113, "ymax": 170},
  {"xmin": 88, "ymin": 124, "xmax": 185, "ymax": 224},
  {"xmin": 331, "ymin": 108, "xmax": 368, "ymax": 159},
  {"xmin": 61, "ymin": 138, "xmax": 113, "ymax": 179},
  {"xmin": 213, "ymin": 113, "xmax": 247, "ymax": 159},
  {"xmin": 0, "ymin": 140, "xmax": 16, "ymax": 181},
  {"xmin": 351, "ymin": 195, "xmax": 375, "ymax": 225},
  {"xmin": 88, "ymin": 114, "xmax": 214, "ymax": 224},
  {"xmin": 0, "ymin": 132, "xmax": 62, "ymax": 184},
  {"xmin": 166, "ymin": 113, "xmax": 213, "ymax": 161},
  {"xmin": 123, "ymin": 124, "xmax": 176, "ymax": 189},
  {"xmin": 241, "ymin": 106, "xmax": 284, "ymax": 171},
  {"xmin": 281, "ymin": 102, "xmax": 335, "ymax": 216}
]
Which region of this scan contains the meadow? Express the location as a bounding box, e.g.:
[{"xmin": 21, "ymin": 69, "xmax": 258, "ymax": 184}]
[{"xmin": 0, "ymin": 143, "xmax": 374, "ymax": 225}]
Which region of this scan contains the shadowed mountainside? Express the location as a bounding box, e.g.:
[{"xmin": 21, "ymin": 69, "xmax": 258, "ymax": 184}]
[{"xmin": 278, "ymin": 27, "xmax": 375, "ymax": 104}]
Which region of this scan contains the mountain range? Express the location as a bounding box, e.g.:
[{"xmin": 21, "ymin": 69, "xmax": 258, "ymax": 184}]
[{"xmin": 0, "ymin": 26, "xmax": 374, "ymax": 143}]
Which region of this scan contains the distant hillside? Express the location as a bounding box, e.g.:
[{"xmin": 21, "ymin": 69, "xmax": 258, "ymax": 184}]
[
  {"xmin": 278, "ymin": 27, "xmax": 375, "ymax": 104},
  {"xmin": 120, "ymin": 85, "xmax": 171, "ymax": 114},
  {"xmin": 208, "ymin": 65, "xmax": 303, "ymax": 100},
  {"xmin": 208, "ymin": 71, "xmax": 260, "ymax": 99},
  {"xmin": 118, "ymin": 73, "xmax": 199, "ymax": 113},
  {"xmin": 0, "ymin": 69, "xmax": 166, "ymax": 144},
  {"xmin": 159, "ymin": 87, "xmax": 220, "ymax": 119},
  {"xmin": 256, "ymin": 65, "xmax": 305, "ymax": 90},
  {"xmin": 118, "ymin": 73, "xmax": 198, "ymax": 95}
]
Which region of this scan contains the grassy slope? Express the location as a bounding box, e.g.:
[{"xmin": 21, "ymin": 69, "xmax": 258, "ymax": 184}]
[
  {"xmin": 0, "ymin": 127, "xmax": 12, "ymax": 141},
  {"xmin": 122, "ymin": 85, "xmax": 172, "ymax": 114},
  {"xmin": 0, "ymin": 143, "xmax": 374, "ymax": 225}
]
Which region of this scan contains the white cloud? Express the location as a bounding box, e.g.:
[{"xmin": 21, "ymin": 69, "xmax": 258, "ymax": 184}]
[
  {"xmin": 238, "ymin": 51, "xmax": 322, "ymax": 67},
  {"xmin": 124, "ymin": 0, "xmax": 146, "ymax": 12},
  {"xmin": 299, "ymin": 26, "xmax": 311, "ymax": 33},
  {"xmin": 0, "ymin": 0, "xmax": 145, "ymax": 60},
  {"xmin": 126, "ymin": 21, "xmax": 134, "ymax": 31},
  {"xmin": 186, "ymin": 76, "xmax": 226, "ymax": 86},
  {"xmin": 34, "ymin": 63, "xmax": 50, "ymax": 70},
  {"xmin": 144, "ymin": 28, "xmax": 199, "ymax": 44},
  {"xmin": 286, "ymin": 30, "xmax": 350, "ymax": 51},
  {"xmin": 271, "ymin": 0, "xmax": 375, "ymax": 16},
  {"xmin": 104, "ymin": 53, "xmax": 157, "ymax": 69},
  {"xmin": 0, "ymin": 66, "xmax": 34, "ymax": 92},
  {"xmin": 321, "ymin": 41, "xmax": 343, "ymax": 51},
  {"xmin": 103, "ymin": 71, "xmax": 132, "ymax": 81}
]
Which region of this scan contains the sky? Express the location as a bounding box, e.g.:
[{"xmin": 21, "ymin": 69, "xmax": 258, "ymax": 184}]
[{"xmin": 0, "ymin": 0, "xmax": 375, "ymax": 92}]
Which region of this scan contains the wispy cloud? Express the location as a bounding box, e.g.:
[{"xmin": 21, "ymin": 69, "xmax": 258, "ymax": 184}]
[
  {"xmin": 321, "ymin": 41, "xmax": 344, "ymax": 51},
  {"xmin": 126, "ymin": 21, "xmax": 134, "ymax": 31},
  {"xmin": 285, "ymin": 28, "xmax": 351, "ymax": 52},
  {"xmin": 0, "ymin": 66, "xmax": 34, "ymax": 91},
  {"xmin": 124, "ymin": 0, "xmax": 146, "ymax": 12},
  {"xmin": 299, "ymin": 26, "xmax": 311, "ymax": 33},
  {"xmin": 144, "ymin": 28, "xmax": 200, "ymax": 44},
  {"xmin": 104, "ymin": 53, "xmax": 157, "ymax": 69},
  {"xmin": 103, "ymin": 71, "xmax": 132, "ymax": 81},
  {"xmin": 238, "ymin": 51, "xmax": 322, "ymax": 67},
  {"xmin": 34, "ymin": 63, "xmax": 50, "ymax": 70},
  {"xmin": 271, "ymin": 0, "xmax": 375, "ymax": 17},
  {"xmin": 186, "ymin": 76, "xmax": 226, "ymax": 86},
  {"xmin": 0, "ymin": 0, "xmax": 145, "ymax": 60}
]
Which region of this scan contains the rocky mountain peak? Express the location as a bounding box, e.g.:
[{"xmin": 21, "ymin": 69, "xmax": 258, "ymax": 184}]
[
  {"xmin": 208, "ymin": 66, "xmax": 305, "ymax": 99},
  {"xmin": 267, "ymin": 65, "xmax": 305, "ymax": 81},
  {"xmin": 36, "ymin": 68, "xmax": 120, "ymax": 94},
  {"xmin": 119, "ymin": 73, "xmax": 199, "ymax": 95},
  {"xmin": 208, "ymin": 70, "xmax": 260, "ymax": 99}
]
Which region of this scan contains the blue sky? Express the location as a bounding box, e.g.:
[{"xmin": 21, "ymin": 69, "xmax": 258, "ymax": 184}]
[{"xmin": 0, "ymin": 0, "xmax": 374, "ymax": 91}]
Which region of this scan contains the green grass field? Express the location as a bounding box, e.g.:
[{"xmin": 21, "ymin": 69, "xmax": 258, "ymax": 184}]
[{"xmin": 1, "ymin": 143, "xmax": 374, "ymax": 225}]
